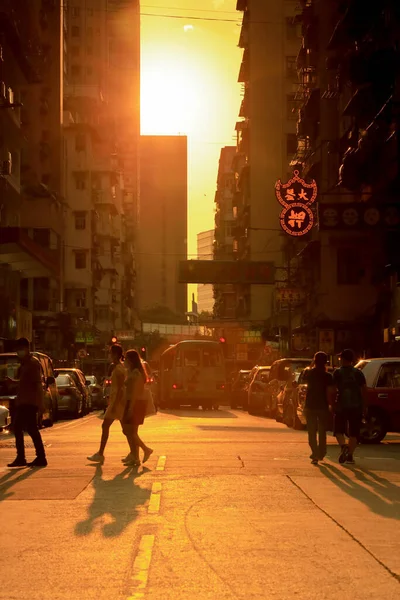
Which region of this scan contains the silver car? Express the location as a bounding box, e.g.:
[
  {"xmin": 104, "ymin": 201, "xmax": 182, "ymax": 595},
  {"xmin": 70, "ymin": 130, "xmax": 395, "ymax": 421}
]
[{"xmin": 0, "ymin": 404, "xmax": 10, "ymax": 431}]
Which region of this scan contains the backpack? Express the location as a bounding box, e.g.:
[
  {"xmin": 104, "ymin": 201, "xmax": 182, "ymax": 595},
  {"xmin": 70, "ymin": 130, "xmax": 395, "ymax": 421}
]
[{"xmin": 335, "ymin": 367, "xmax": 363, "ymax": 409}]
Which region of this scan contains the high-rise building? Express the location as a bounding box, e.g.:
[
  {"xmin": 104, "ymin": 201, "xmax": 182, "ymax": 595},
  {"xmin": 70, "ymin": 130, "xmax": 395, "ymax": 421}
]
[
  {"xmin": 234, "ymin": 0, "xmax": 301, "ymax": 323},
  {"xmin": 138, "ymin": 135, "xmax": 188, "ymax": 318},
  {"xmin": 0, "ymin": 1, "xmax": 66, "ymax": 354},
  {"xmin": 213, "ymin": 146, "xmax": 237, "ymax": 319},
  {"xmin": 197, "ymin": 230, "xmax": 214, "ymax": 315}
]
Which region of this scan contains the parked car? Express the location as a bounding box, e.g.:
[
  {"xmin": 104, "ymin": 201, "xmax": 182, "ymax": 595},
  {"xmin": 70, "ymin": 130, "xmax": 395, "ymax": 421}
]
[
  {"xmin": 56, "ymin": 374, "xmax": 84, "ymax": 418},
  {"xmin": 355, "ymin": 358, "xmax": 400, "ymax": 443},
  {"xmin": 85, "ymin": 375, "xmax": 104, "ymax": 409},
  {"xmin": 231, "ymin": 370, "xmax": 251, "ymax": 409},
  {"xmin": 248, "ymin": 367, "xmax": 271, "ymax": 414},
  {"xmin": 265, "ymin": 358, "xmax": 312, "ymax": 419},
  {"xmin": 0, "ymin": 404, "xmax": 10, "ymax": 431},
  {"xmin": 55, "ymin": 368, "xmax": 91, "ymax": 414},
  {"xmin": 0, "ymin": 351, "xmax": 59, "ymax": 427},
  {"xmin": 102, "ymin": 375, "xmax": 112, "ymax": 407}
]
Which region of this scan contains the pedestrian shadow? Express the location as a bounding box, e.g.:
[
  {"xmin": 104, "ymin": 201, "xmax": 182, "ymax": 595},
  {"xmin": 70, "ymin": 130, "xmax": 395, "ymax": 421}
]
[
  {"xmin": 74, "ymin": 464, "xmax": 152, "ymax": 538},
  {"xmin": 319, "ymin": 462, "xmax": 400, "ymax": 521},
  {"xmin": 0, "ymin": 468, "xmax": 36, "ymax": 502}
]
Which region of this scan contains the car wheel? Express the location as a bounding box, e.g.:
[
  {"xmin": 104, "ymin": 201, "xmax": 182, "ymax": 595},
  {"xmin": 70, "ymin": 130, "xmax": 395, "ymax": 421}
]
[{"xmin": 360, "ymin": 410, "xmax": 387, "ymax": 444}]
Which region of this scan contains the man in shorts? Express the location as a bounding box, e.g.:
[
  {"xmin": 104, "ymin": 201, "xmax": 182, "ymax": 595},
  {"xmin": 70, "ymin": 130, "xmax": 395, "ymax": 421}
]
[{"xmin": 333, "ymin": 349, "xmax": 367, "ymax": 465}]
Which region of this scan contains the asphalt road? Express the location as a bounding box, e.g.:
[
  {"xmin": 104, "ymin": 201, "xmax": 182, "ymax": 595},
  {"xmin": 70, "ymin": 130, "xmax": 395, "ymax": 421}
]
[{"xmin": 1, "ymin": 408, "xmax": 400, "ymax": 599}]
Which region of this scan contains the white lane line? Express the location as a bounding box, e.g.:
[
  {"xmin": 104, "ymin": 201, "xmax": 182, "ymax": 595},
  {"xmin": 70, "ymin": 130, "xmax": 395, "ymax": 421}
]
[
  {"xmin": 148, "ymin": 482, "xmax": 162, "ymax": 515},
  {"xmin": 156, "ymin": 455, "xmax": 166, "ymax": 471},
  {"xmin": 127, "ymin": 534, "xmax": 155, "ymax": 600}
]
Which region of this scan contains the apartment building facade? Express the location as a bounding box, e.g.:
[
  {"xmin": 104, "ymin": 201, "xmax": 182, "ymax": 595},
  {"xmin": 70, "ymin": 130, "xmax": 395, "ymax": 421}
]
[
  {"xmin": 197, "ymin": 230, "xmax": 214, "ymax": 315},
  {"xmin": 138, "ymin": 136, "xmax": 188, "ymax": 319},
  {"xmin": 213, "ymin": 146, "xmax": 236, "ymax": 319},
  {"xmin": 0, "ymin": 1, "xmax": 65, "ymax": 352},
  {"xmin": 234, "ymin": 0, "xmax": 302, "ymax": 323},
  {"xmin": 283, "ymin": 0, "xmax": 400, "ymax": 358}
]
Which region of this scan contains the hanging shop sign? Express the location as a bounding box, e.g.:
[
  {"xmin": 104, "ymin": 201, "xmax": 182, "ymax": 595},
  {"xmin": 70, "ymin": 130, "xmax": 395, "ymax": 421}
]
[
  {"xmin": 276, "ymin": 288, "xmax": 306, "ymax": 304},
  {"xmin": 318, "ymin": 202, "xmax": 400, "ymax": 231},
  {"xmin": 275, "ymin": 170, "xmax": 317, "ymax": 237}
]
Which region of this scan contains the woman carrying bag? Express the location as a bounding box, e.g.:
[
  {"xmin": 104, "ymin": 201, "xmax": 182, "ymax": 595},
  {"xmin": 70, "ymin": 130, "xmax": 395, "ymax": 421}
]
[{"xmin": 121, "ymin": 350, "xmax": 154, "ymax": 467}]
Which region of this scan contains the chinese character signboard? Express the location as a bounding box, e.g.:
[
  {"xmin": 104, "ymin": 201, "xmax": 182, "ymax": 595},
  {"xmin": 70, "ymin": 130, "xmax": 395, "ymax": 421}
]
[
  {"xmin": 318, "ymin": 202, "xmax": 400, "ymax": 231},
  {"xmin": 275, "ymin": 170, "xmax": 317, "ymax": 237},
  {"xmin": 276, "ymin": 288, "xmax": 306, "ymax": 305},
  {"xmin": 178, "ymin": 261, "xmax": 275, "ymax": 284}
]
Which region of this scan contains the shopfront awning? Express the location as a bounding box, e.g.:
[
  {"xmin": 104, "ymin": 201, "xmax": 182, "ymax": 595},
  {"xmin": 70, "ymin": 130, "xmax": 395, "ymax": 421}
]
[{"xmin": 0, "ymin": 227, "xmax": 59, "ymax": 278}]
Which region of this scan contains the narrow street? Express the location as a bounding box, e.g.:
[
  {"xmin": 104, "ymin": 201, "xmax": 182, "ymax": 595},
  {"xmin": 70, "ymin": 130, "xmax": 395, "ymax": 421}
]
[{"xmin": 1, "ymin": 409, "xmax": 400, "ymax": 599}]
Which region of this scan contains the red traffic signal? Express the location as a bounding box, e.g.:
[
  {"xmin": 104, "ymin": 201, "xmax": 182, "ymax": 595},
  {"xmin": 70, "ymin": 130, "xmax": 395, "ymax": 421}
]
[
  {"xmin": 219, "ymin": 337, "xmax": 226, "ymax": 344},
  {"xmin": 141, "ymin": 347, "xmax": 146, "ymax": 353}
]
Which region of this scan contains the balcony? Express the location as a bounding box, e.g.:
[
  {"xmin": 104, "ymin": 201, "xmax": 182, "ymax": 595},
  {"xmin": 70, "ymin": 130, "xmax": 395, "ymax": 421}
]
[
  {"xmin": 92, "ymin": 189, "xmax": 118, "ymax": 215},
  {"xmin": 0, "ymin": 227, "xmax": 59, "ymax": 278}
]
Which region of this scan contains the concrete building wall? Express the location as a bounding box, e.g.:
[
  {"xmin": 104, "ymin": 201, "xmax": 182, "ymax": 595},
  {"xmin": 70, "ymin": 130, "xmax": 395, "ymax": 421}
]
[
  {"xmin": 197, "ymin": 230, "xmax": 214, "ymax": 314},
  {"xmin": 138, "ymin": 136, "xmax": 188, "ymax": 317}
]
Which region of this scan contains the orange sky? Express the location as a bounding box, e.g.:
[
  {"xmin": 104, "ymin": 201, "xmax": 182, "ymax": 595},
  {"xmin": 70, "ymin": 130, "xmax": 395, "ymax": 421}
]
[{"xmin": 140, "ymin": 0, "xmax": 242, "ymax": 270}]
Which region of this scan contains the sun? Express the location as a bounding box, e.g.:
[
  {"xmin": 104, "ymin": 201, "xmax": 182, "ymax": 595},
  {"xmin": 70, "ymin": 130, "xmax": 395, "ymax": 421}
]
[{"xmin": 140, "ymin": 53, "xmax": 204, "ymax": 136}]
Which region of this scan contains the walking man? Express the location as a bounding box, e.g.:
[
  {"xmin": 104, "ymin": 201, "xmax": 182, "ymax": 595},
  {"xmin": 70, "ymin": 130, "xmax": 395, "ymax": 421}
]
[
  {"xmin": 304, "ymin": 352, "xmax": 335, "ymax": 464},
  {"xmin": 7, "ymin": 338, "xmax": 47, "ymax": 468},
  {"xmin": 333, "ymin": 349, "xmax": 367, "ymax": 465},
  {"xmin": 87, "ymin": 344, "xmax": 127, "ymax": 464}
]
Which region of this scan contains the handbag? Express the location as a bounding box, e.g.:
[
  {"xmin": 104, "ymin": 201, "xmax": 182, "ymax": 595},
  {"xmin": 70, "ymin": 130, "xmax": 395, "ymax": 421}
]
[{"xmin": 143, "ymin": 385, "xmax": 156, "ymax": 417}]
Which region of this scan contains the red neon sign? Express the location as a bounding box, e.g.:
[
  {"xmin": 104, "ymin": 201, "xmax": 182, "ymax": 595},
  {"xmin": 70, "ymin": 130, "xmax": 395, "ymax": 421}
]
[{"xmin": 275, "ymin": 170, "xmax": 317, "ymax": 237}]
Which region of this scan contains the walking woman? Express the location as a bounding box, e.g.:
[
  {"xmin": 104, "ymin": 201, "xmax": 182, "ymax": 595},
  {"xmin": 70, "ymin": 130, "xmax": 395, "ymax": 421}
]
[
  {"xmin": 121, "ymin": 350, "xmax": 153, "ymax": 467},
  {"xmin": 87, "ymin": 344, "xmax": 127, "ymax": 464},
  {"xmin": 304, "ymin": 351, "xmax": 335, "ymax": 464}
]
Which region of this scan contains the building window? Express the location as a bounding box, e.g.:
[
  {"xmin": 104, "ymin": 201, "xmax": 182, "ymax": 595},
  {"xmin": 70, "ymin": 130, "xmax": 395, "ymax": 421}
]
[
  {"xmin": 76, "ymin": 290, "xmax": 86, "ymax": 308},
  {"xmin": 87, "ymin": 46, "xmax": 93, "ymax": 55},
  {"xmin": 287, "ymin": 94, "xmax": 297, "ymax": 120},
  {"xmin": 72, "ymin": 7, "xmax": 80, "ymax": 17},
  {"xmin": 87, "ymin": 8, "xmax": 94, "ymax": 17},
  {"xmin": 286, "ymin": 56, "xmax": 297, "ymax": 79},
  {"xmin": 286, "ymin": 133, "xmax": 297, "ymax": 155},
  {"xmin": 71, "ymin": 64, "xmax": 82, "ymax": 78},
  {"xmin": 75, "ymin": 174, "xmax": 86, "ymax": 190},
  {"xmin": 71, "ymin": 46, "xmax": 80, "ymax": 57},
  {"xmin": 75, "ymin": 251, "xmax": 87, "ymax": 270},
  {"xmin": 286, "ymin": 17, "xmax": 298, "ymax": 41},
  {"xmin": 75, "ymin": 211, "xmax": 86, "ymax": 230},
  {"xmin": 71, "ymin": 26, "xmax": 80, "ymax": 37},
  {"xmin": 75, "ymin": 134, "xmax": 86, "ymax": 152},
  {"xmin": 337, "ymin": 248, "xmax": 362, "ymax": 285},
  {"xmin": 112, "ymin": 293, "xmax": 117, "ymax": 304},
  {"xmin": 86, "ymin": 27, "xmax": 93, "ymax": 38}
]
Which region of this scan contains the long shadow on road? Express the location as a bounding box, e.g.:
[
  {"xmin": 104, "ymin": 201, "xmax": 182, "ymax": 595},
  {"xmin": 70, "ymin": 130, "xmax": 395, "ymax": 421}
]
[
  {"xmin": 319, "ymin": 462, "xmax": 400, "ymax": 520},
  {"xmin": 75, "ymin": 464, "xmax": 151, "ymax": 538},
  {"xmin": 0, "ymin": 468, "xmax": 36, "ymax": 501},
  {"xmin": 161, "ymin": 409, "xmax": 237, "ymax": 419}
]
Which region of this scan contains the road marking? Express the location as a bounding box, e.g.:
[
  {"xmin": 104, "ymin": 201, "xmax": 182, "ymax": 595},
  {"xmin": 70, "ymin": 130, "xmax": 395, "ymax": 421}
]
[
  {"xmin": 127, "ymin": 534, "xmax": 155, "ymax": 600},
  {"xmin": 148, "ymin": 482, "xmax": 162, "ymax": 515},
  {"xmin": 363, "ymin": 457, "xmax": 396, "ymax": 461},
  {"xmin": 156, "ymin": 455, "xmax": 166, "ymax": 471}
]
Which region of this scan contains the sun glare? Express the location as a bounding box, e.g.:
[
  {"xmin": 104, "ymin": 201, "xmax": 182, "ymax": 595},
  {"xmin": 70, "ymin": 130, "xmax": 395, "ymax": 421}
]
[{"xmin": 141, "ymin": 55, "xmax": 204, "ymax": 136}]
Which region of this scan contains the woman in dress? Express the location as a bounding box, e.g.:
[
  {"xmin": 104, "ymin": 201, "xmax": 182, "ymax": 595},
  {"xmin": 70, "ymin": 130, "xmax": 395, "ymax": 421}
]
[{"xmin": 121, "ymin": 350, "xmax": 153, "ymax": 466}]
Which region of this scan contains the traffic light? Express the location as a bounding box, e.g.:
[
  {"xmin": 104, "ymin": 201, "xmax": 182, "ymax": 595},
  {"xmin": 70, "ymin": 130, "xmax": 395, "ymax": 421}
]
[
  {"xmin": 219, "ymin": 336, "xmax": 226, "ymax": 344},
  {"xmin": 140, "ymin": 346, "xmax": 147, "ymax": 360},
  {"xmin": 111, "ymin": 336, "xmax": 118, "ymax": 344}
]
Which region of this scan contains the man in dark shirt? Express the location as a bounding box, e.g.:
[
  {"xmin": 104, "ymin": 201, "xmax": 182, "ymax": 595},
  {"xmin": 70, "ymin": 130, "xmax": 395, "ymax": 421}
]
[
  {"xmin": 303, "ymin": 351, "xmax": 335, "ymax": 464},
  {"xmin": 333, "ymin": 349, "xmax": 367, "ymax": 465},
  {"xmin": 7, "ymin": 338, "xmax": 47, "ymax": 468}
]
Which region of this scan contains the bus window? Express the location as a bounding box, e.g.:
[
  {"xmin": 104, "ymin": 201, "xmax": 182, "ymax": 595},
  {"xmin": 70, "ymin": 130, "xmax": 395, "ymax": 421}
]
[
  {"xmin": 184, "ymin": 350, "xmax": 201, "ymax": 367},
  {"xmin": 203, "ymin": 349, "xmax": 223, "ymax": 367}
]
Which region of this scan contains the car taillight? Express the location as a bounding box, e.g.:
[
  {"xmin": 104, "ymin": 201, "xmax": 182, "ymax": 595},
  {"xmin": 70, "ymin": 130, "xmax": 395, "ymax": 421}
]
[
  {"xmin": 216, "ymin": 384, "xmax": 225, "ymax": 390},
  {"xmin": 172, "ymin": 383, "xmax": 183, "ymax": 390}
]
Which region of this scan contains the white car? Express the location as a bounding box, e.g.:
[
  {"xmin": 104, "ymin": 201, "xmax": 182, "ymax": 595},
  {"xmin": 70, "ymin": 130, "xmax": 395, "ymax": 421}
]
[{"xmin": 0, "ymin": 404, "xmax": 10, "ymax": 431}]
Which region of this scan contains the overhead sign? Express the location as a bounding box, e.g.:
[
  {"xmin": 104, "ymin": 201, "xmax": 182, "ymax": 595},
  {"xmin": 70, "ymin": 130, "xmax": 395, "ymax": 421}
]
[
  {"xmin": 178, "ymin": 261, "xmax": 275, "ymax": 284},
  {"xmin": 318, "ymin": 202, "xmax": 400, "ymax": 231},
  {"xmin": 75, "ymin": 332, "xmax": 94, "ymax": 344},
  {"xmin": 115, "ymin": 330, "xmax": 136, "ymax": 341},
  {"xmin": 275, "ymin": 170, "xmax": 317, "ymax": 236}
]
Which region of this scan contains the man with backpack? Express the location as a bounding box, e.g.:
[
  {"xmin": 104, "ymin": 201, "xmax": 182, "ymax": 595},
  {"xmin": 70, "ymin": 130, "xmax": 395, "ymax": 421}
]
[{"xmin": 333, "ymin": 349, "xmax": 367, "ymax": 465}]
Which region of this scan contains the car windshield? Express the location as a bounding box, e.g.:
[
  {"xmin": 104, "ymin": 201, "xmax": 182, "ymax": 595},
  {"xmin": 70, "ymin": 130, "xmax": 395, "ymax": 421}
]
[{"xmin": 56, "ymin": 375, "xmax": 72, "ymax": 387}]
